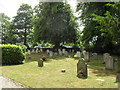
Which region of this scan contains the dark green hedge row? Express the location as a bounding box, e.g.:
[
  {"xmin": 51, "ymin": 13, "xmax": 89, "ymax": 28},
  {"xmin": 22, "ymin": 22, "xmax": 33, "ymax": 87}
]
[{"xmin": 1, "ymin": 44, "xmax": 25, "ymax": 65}]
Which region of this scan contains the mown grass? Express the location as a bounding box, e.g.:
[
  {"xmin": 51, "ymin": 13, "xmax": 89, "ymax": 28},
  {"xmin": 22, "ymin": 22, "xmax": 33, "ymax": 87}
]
[{"xmin": 2, "ymin": 52, "xmax": 119, "ymax": 88}]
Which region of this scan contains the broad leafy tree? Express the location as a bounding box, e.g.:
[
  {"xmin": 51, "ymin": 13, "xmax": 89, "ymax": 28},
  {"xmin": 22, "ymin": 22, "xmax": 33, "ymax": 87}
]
[
  {"xmin": 13, "ymin": 4, "xmax": 33, "ymax": 45},
  {"xmin": 33, "ymin": 2, "xmax": 78, "ymax": 47}
]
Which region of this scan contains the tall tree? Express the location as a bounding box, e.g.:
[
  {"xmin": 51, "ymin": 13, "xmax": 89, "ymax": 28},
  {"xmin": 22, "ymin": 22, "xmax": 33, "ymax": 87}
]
[
  {"xmin": 13, "ymin": 4, "xmax": 33, "ymax": 45},
  {"xmin": 33, "ymin": 2, "xmax": 78, "ymax": 47}
]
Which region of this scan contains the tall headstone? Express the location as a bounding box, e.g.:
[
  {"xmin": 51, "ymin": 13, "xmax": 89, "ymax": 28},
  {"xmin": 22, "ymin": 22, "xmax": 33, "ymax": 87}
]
[
  {"xmin": 40, "ymin": 48, "xmax": 43, "ymax": 52},
  {"xmin": 105, "ymin": 56, "xmax": 114, "ymax": 70},
  {"xmin": 77, "ymin": 58, "xmax": 87, "ymax": 79},
  {"xmin": 49, "ymin": 51, "xmax": 53, "ymax": 57},
  {"xmin": 28, "ymin": 50, "xmax": 31, "ymax": 55},
  {"xmin": 36, "ymin": 48, "xmax": 39, "ymax": 53},
  {"xmin": 46, "ymin": 49, "xmax": 50, "ymax": 54},
  {"xmin": 32, "ymin": 48, "xmax": 35, "ymax": 53},
  {"xmin": 103, "ymin": 53, "xmax": 110, "ymax": 63},
  {"xmin": 83, "ymin": 51, "xmax": 89, "ymax": 62},
  {"xmin": 92, "ymin": 53, "xmax": 98, "ymax": 60},
  {"xmin": 62, "ymin": 49, "xmax": 66, "ymax": 55},
  {"xmin": 38, "ymin": 59, "xmax": 43, "ymax": 67},
  {"xmin": 76, "ymin": 51, "xmax": 81, "ymax": 58},
  {"xmin": 58, "ymin": 49, "xmax": 62, "ymax": 56}
]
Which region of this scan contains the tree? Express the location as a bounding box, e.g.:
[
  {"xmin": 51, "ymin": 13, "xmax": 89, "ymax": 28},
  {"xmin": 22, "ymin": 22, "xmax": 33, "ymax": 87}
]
[
  {"xmin": 13, "ymin": 4, "xmax": 33, "ymax": 45},
  {"xmin": 33, "ymin": 2, "xmax": 78, "ymax": 47}
]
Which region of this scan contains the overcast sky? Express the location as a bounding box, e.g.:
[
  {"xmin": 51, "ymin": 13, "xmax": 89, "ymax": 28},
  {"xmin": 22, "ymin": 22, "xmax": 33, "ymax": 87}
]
[{"xmin": 0, "ymin": 0, "xmax": 77, "ymax": 19}]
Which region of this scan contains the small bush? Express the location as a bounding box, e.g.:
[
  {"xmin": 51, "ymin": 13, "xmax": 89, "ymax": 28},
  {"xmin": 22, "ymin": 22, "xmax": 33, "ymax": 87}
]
[{"xmin": 1, "ymin": 44, "xmax": 25, "ymax": 65}]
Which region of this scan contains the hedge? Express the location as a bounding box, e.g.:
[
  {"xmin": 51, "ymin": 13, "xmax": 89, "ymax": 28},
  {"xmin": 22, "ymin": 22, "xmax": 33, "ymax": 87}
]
[{"xmin": 1, "ymin": 44, "xmax": 25, "ymax": 65}]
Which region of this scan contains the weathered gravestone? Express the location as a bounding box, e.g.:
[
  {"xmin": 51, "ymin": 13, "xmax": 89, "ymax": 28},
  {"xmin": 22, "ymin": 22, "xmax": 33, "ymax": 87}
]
[
  {"xmin": 92, "ymin": 53, "xmax": 98, "ymax": 60},
  {"xmin": 105, "ymin": 56, "xmax": 114, "ymax": 70},
  {"xmin": 28, "ymin": 50, "xmax": 31, "ymax": 55},
  {"xmin": 103, "ymin": 53, "xmax": 110, "ymax": 64},
  {"xmin": 38, "ymin": 59, "xmax": 43, "ymax": 67},
  {"xmin": 77, "ymin": 58, "xmax": 88, "ymax": 79},
  {"xmin": 76, "ymin": 51, "xmax": 81, "ymax": 58},
  {"xmin": 54, "ymin": 52, "xmax": 58, "ymax": 56},
  {"xmin": 62, "ymin": 49, "xmax": 66, "ymax": 55},
  {"xmin": 49, "ymin": 51, "xmax": 53, "ymax": 57},
  {"xmin": 58, "ymin": 49, "xmax": 62, "ymax": 56},
  {"xmin": 36, "ymin": 48, "xmax": 39, "ymax": 53},
  {"xmin": 83, "ymin": 51, "xmax": 89, "ymax": 62},
  {"xmin": 40, "ymin": 48, "xmax": 43, "ymax": 52},
  {"xmin": 46, "ymin": 49, "xmax": 50, "ymax": 54},
  {"xmin": 32, "ymin": 48, "xmax": 35, "ymax": 53},
  {"xmin": 64, "ymin": 51, "xmax": 68, "ymax": 56}
]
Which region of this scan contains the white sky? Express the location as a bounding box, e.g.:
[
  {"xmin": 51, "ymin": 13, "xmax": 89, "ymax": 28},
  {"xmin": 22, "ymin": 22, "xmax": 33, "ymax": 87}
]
[{"xmin": 0, "ymin": 0, "xmax": 77, "ymax": 19}]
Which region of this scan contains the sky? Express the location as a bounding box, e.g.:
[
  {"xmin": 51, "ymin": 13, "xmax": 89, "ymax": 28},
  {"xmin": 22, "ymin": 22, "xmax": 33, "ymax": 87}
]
[{"xmin": 0, "ymin": 0, "xmax": 77, "ymax": 19}]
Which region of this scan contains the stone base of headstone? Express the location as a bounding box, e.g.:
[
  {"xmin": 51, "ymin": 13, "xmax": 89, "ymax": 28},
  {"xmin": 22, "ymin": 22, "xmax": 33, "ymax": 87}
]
[
  {"xmin": 77, "ymin": 58, "xmax": 88, "ymax": 79},
  {"xmin": 38, "ymin": 59, "xmax": 43, "ymax": 67},
  {"xmin": 116, "ymin": 73, "xmax": 120, "ymax": 83}
]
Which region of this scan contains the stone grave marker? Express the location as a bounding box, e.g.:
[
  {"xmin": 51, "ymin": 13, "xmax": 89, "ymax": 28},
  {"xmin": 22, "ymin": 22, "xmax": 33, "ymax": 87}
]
[
  {"xmin": 40, "ymin": 48, "xmax": 43, "ymax": 52},
  {"xmin": 64, "ymin": 51, "xmax": 68, "ymax": 56},
  {"xmin": 62, "ymin": 49, "xmax": 66, "ymax": 55},
  {"xmin": 105, "ymin": 56, "xmax": 114, "ymax": 70},
  {"xmin": 36, "ymin": 48, "xmax": 39, "ymax": 53},
  {"xmin": 32, "ymin": 48, "xmax": 35, "ymax": 53},
  {"xmin": 54, "ymin": 52, "xmax": 58, "ymax": 56},
  {"xmin": 46, "ymin": 49, "xmax": 50, "ymax": 54},
  {"xmin": 77, "ymin": 58, "xmax": 87, "ymax": 79},
  {"xmin": 58, "ymin": 49, "xmax": 62, "ymax": 56},
  {"xmin": 92, "ymin": 53, "xmax": 98, "ymax": 60},
  {"xmin": 28, "ymin": 50, "xmax": 31, "ymax": 55},
  {"xmin": 103, "ymin": 53, "xmax": 110, "ymax": 64},
  {"xmin": 83, "ymin": 51, "xmax": 89, "ymax": 62},
  {"xmin": 38, "ymin": 59, "xmax": 43, "ymax": 67},
  {"xmin": 76, "ymin": 51, "xmax": 81, "ymax": 58},
  {"xmin": 49, "ymin": 51, "xmax": 53, "ymax": 57}
]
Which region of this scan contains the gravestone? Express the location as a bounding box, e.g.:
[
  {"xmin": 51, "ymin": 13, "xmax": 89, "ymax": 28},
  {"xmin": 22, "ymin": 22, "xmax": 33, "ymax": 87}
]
[
  {"xmin": 105, "ymin": 56, "xmax": 114, "ymax": 70},
  {"xmin": 38, "ymin": 59, "xmax": 43, "ymax": 67},
  {"xmin": 46, "ymin": 49, "xmax": 50, "ymax": 54},
  {"xmin": 49, "ymin": 51, "xmax": 53, "ymax": 57},
  {"xmin": 92, "ymin": 53, "xmax": 98, "ymax": 60},
  {"xmin": 36, "ymin": 48, "xmax": 39, "ymax": 53},
  {"xmin": 54, "ymin": 52, "xmax": 58, "ymax": 56},
  {"xmin": 58, "ymin": 49, "xmax": 62, "ymax": 56},
  {"xmin": 64, "ymin": 51, "xmax": 68, "ymax": 56},
  {"xmin": 40, "ymin": 48, "xmax": 43, "ymax": 52},
  {"xmin": 76, "ymin": 51, "xmax": 81, "ymax": 58},
  {"xmin": 72, "ymin": 50, "xmax": 74, "ymax": 53},
  {"xmin": 62, "ymin": 49, "xmax": 66, "ymax": 55},
  {"xmin": 103, "ymin": 53, "xmax": 110, "ymax": 64},
  {"xmin": 28, "ymin": 50, "xmax": 31, "ymax": 55},
  {"xmin": 32, "ymin": 48, "xmax": 35, "ymax": 53},
  {"xmin": 77, "ymin": 58, "xmax": 87, "ymax": 79},
  {"xmin": 83, "ymin": 51, "xmax": 89, "ymax": 62}
]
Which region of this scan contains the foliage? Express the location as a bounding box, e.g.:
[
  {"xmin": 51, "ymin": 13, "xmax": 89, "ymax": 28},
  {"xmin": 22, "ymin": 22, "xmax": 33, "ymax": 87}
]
[
  {"xmin": 33, "ymin": 2, "xmax": 78, "ymax": 47},
  {"xmin": 1, "ymin": 44, "xmax": 25, "ymax": 65},
  {"xmin": 12, "ymin": 4, "xmax": 33, "ymax": 45}
]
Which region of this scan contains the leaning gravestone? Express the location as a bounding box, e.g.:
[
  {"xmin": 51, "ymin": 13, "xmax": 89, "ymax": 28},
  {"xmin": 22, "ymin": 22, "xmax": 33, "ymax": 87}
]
[
  {"xmin": 92, "ymin": 53, "xmax": 98, "ymax": 60},
  {"xmin": 38, "ymin": 59, "xmax": 43, "ymax": 67},
  {"xmin": 49, "ymin": 51, "xmax": 53, "ymax": 57},
  {"xmin": 83, "ymin": 51, "xmax": 89, "ymax": 62},
  {"xmin": 76, "ymin": 51, "xmax": 81, "ymax": 58},
  {"xmin": 105, "ymin": 56, "xmax": 114, "ymax": 70},
  {"xmin": 77, "ymin": 58, "xmax": 87, "ymax": 79},
  {"xmin": 103, "ymin": 53, "xmax": 110, "ymax": 64}
]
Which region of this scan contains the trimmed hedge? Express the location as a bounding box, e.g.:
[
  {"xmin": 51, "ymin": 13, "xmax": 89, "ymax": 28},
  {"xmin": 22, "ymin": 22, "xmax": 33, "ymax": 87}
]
[{"xmin": 1, "ymin": 44, "xmax": 25, "ymax": 65}]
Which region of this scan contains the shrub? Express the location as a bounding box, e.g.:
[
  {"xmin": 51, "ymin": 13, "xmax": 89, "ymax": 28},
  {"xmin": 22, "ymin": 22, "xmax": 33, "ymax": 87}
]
[{"xmin": 1, "ymin": 44, "xmax": 25, "ymax": 65}]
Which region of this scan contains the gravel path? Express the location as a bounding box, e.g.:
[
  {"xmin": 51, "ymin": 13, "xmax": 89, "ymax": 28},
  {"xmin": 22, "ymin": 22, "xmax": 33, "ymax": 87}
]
[{"xmin": 0, "ymin": 76, "xmax": 26, "ymax": 89}]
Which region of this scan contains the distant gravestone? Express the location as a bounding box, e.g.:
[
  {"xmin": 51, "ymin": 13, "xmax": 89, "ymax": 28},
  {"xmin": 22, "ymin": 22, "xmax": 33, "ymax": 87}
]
[
  {"xmin": 49, "ymin": 51, "xmax": 53, "ymax": 57},
  {"xmin": 38, "ymin": 59, "xmax": 43, "ymax": 67},
  {"xmin": 105, "ymin": 56, "xmax": 114, "ymax": 70},
  {"xmin": 36, "ymin": 48, "xmax": 39, "ymax": 53},
  {"xmin": 92, "ymin": 53, "xmax": 98, "ymax": 60},
  {"xmin": 76, "ymin": 51, "xmax": 81, "ymax": 58},
  {"xmin": 54, "ymin": 52, "xmax": 58, "ymax": 56},
  {"xmin": 58, "ymin": 49, "xmax": 62, "ymax": 56},
  {"xmin": 72, "ymin": 50, "xmax": 74, "ymax": 53},
  {"xmin": 28, "ymin": 50, "xmax": 31, "ymax": 55},
  {"xmin": 64, "ymin": 51, "xmax": 68, "ymax": 56},
  {"xmin": 46, "ymin": 49, "xmax": 50, "ymax": 54},
  {"xmin": 40, "ymin": 48, "xmax": 43, "ymax": 52},
  {"xmin": 62, "ymin": 49, "xmax": 66, "ymax": 55},
  {"xmin": 103, "ymin": 53, "xmax": 110, "ymax": 64},
  {"xmin": 83, "ymin": 51, "xmax": 89, "ymax": 62},
  {"xmin": 32, "ymin": 49, "xmax": 35, "ymax": 53},
  {"xmin": 77, "ymin": 58, "xmax": 87, "ymax": 79}
]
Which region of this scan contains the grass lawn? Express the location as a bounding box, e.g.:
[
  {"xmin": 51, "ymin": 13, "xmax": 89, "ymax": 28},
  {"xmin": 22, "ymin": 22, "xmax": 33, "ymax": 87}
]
[{"xmin": 2, "ymin": 52, "xmax": 119, "ymax": 88}]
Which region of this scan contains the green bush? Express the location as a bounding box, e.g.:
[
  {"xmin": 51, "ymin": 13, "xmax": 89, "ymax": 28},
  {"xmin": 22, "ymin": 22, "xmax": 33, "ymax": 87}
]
[{"xmin": 1, "ymin": 44, "xmax": 25, "ymax": 65}]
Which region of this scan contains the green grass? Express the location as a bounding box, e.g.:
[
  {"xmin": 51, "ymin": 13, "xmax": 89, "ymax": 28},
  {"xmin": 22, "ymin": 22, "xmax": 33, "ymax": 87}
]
[{"xmin": 2, "ymin": 53, "xmax": 119, "ymax": 88}]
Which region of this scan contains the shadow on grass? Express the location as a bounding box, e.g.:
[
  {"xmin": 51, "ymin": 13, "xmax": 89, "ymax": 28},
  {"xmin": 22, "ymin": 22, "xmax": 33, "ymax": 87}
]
[{"xmin": 88, "ymin": 59, "xmax": 118, "ymax": 77}]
